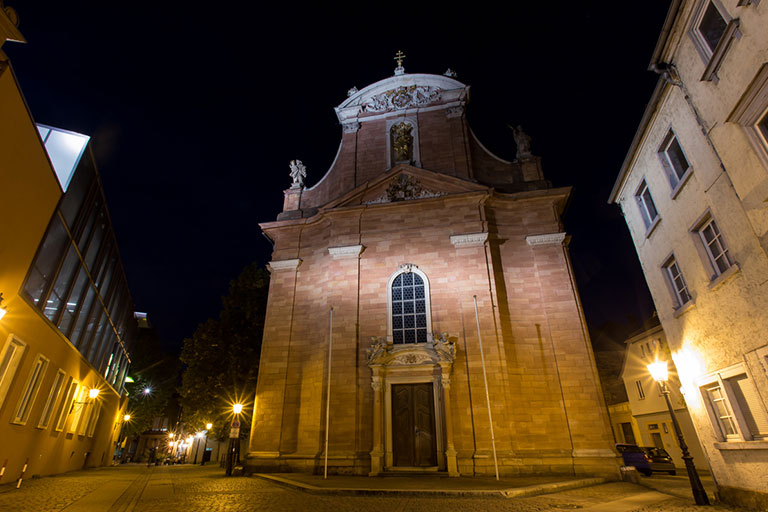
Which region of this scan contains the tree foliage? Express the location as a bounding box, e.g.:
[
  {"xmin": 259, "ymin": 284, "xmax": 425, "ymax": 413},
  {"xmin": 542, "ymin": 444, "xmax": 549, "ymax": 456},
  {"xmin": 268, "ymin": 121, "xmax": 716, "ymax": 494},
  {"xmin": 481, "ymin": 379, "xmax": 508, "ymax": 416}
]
[{"xmin": 179, "ymin": 262, "xmax": 269, "ymax": 439}]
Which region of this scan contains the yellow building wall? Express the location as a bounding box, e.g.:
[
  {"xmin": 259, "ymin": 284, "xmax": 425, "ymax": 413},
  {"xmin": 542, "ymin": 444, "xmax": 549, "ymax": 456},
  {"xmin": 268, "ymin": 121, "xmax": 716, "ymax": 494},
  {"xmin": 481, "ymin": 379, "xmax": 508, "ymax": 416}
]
[{"xmin": 0, "ymin": 63, "xmax": 122, "ymax": 480}]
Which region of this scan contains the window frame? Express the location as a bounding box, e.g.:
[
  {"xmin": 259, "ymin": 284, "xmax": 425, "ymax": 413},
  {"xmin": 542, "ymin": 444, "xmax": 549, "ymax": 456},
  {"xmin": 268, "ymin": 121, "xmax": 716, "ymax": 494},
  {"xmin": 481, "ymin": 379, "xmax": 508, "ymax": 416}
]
[
  {"xmin": 658, "ymin": 130, "xmax": 693, "ymax": 197},
  {"xmin": 691, "ymin": 213, "xmax": 733, "ymax": 279},
  {"xmin": 698, "ymin": 364, "xmax": 768, "ymax": 442},
  {"xmin": 11, "ymin": 353, "xmax": 50, "ymax": 425},
  {"xmin": 37, "ymin": 369, "xmax": 66, "ymax": 429},
  {"xmin": 386, "ymin": 264, "xmax": 433, "ymax": 344},
  {"xmin": 727, "ymin": 63, "xmax": 768, "ymax": 170},
  {"xmin": 689, "ymin": 0, "xmax": 741, "ymax": 82},
  {"xmin": 662, "ymin": 254, "xmax": 694, "ymax": 309},
  {"xmin": 0, "ymin": 334, "xmax": 27, "ymax": 410},
  {"xmin": 54, "ymin": 378, "xmax": 78, "ymax": 432},
  {"xmin": 635, "ymin": 179, "xmax": 661, "ymax": 235},
  {"xmin": 636, "ymin": 380, "xmax": 646, "ymax": 400}
]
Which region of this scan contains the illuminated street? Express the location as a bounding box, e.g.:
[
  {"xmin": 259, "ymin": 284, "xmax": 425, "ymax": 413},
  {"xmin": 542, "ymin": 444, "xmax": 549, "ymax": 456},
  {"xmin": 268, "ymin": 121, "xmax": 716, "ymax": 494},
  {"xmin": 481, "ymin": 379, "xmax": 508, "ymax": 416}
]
[{"xmin": 0, "ymin": 464, "xmax": 748, "ymax": 512}]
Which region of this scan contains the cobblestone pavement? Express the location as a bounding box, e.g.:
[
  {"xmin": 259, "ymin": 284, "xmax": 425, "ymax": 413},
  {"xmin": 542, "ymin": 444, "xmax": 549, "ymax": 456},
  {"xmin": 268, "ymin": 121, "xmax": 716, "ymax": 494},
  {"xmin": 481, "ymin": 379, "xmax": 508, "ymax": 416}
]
[{"xmin": 0, "ymin": 464, "xmax": 752, "ymax": 512}]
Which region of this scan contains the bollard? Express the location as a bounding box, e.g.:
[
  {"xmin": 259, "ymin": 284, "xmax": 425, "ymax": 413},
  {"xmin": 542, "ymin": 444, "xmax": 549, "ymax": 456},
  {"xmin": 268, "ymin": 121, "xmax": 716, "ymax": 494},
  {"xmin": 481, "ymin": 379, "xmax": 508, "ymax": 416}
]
[
  {"xmin": 16, "ymin": 458, "xmax": 28, "ymax": 489},
  {"xmin": 0, "ymin": 459, "xmax": 7, "ymax": 483}
]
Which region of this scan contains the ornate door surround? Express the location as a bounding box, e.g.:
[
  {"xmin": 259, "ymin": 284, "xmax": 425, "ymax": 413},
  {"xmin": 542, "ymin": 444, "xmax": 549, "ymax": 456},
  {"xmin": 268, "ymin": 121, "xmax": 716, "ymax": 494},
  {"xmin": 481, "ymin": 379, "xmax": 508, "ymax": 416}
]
[{"xmin": 367, "ymin": 335, "xmax": 459, "ymax": 476}]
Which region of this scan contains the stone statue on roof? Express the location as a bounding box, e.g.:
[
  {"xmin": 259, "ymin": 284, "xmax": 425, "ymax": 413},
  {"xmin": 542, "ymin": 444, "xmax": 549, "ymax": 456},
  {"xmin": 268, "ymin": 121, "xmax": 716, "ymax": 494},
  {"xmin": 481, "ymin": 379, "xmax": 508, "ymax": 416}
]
[
  {"xmin": 509, "ymin": 125, "xmax": 533, "ymax": 160},
  {"xmin": 289, "ymin": 160, "xmax": 307, "ymax": 189}
]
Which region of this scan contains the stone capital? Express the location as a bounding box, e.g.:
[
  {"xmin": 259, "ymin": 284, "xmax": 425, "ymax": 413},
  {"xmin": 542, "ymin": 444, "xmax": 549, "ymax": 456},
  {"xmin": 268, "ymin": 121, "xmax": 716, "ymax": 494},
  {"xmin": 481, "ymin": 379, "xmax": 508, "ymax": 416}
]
[
  {"xmin": 450, "ymin": 232, "xmax": 488, "ymax": 248},
  {"xmin": 267, "ymin": 258, "xmax": 302, "ymax": 272},
  {"xmin": 526, "ymin": 232, "xmax": 566, "ymax": 247},
  {"xmin": 328, "ymin": 244, "xmax": 365, "ymax": 259}
]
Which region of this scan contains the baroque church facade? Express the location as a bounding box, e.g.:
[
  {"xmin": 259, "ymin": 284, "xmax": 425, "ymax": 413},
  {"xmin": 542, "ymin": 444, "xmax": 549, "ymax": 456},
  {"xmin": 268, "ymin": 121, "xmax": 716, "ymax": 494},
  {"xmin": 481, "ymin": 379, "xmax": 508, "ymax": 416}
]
[{"xmin": 248, "ymin": 65, "xmax": 618, "ymax": 477}]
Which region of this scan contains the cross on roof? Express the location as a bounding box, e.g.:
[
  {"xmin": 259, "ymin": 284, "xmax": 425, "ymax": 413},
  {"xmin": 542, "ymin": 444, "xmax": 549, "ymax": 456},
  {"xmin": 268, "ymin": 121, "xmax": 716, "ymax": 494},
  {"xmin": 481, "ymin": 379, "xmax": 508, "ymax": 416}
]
[{"xmin": 394, "ymin": 50, "xmax": 406, "ymax": 67}]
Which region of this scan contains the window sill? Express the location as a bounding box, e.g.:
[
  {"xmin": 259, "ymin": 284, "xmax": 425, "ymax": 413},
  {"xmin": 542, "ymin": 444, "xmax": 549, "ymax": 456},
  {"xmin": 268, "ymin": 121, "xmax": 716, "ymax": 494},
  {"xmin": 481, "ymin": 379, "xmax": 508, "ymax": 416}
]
[
  {"xmin": 708, "ymin": 263, "xmax": 741, "ymax": 291},
  {"xmin": 714, "ymin": 441, "xmax": 768, "ymax": 450},
  {"xmin": 645, "ymin": 216, "xmax": 661, "ymax": 239},
  {"xmin": 701, "ymin": 18, "xmax": 741, "ymax": 83},
  {"xmin": 670, "ymin": 168, "xmax": 693, "ymax": 199},
  {"xmin": 673, "ymin": 299, "xmax": 696, "ymax": 318}
]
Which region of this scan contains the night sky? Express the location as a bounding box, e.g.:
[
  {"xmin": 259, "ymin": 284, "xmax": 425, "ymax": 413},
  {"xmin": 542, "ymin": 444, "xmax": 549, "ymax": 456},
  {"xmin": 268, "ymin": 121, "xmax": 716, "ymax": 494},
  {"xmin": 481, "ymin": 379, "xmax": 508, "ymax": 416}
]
[{"xmin": 6, "ymin": 3, "xmax": 668, "ymax": 349}]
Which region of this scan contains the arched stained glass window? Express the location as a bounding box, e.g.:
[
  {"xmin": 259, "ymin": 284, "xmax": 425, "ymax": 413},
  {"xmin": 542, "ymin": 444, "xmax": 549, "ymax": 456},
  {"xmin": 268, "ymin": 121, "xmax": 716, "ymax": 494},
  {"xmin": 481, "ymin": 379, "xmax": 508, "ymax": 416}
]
[{"xmin": 391, "ymin": 271, "xmax": 427, "ymax": 344}]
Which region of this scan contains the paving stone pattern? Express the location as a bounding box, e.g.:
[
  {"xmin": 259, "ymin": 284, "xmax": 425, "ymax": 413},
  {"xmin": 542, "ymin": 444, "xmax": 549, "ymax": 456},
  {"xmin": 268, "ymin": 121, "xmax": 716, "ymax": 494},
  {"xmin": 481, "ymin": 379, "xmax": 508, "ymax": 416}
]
[{"xmin": 0, "ymin": 465, "xmax": 752, "ymax": 512}]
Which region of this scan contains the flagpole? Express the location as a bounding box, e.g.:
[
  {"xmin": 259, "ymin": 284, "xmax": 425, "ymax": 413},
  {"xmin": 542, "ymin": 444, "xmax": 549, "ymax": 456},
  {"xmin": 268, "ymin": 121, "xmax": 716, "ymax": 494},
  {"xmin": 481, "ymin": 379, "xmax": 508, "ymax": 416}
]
[
  {"xmin": 324, "ymin": 307, "xmax": 333, "ymax": 479},
  {"xmin": 473, "ymin": 295, "xmax": 499, "ymax": 480}
]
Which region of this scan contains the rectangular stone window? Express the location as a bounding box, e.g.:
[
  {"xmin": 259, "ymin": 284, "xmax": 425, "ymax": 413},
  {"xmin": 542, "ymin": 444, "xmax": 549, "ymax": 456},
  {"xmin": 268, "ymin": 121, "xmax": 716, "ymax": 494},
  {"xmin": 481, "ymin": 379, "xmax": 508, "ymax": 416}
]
[
  {"xmin": 727, "ymin": 64, "xmax": 768, "ymax": 169},
  {"xmin": 38, "ymin": 369, "xmax": 66, "ymax": 429},
  {"xmin": 636, "ymin": 380, "xmax": 646, "ymax": 400},
  {"xmin": 663, "ymin": 255, "xmax": 692, "ymax": 308},
  {"xmin": 689, "ymin": 0, "xmax": 741, "ymax": 82},
  {"xmin": 699, "ymin": 365, "xmax": 768, "ymax": 442},
  {"xmin": 635, "ymin": 180, "xmax": 659, "ymax": 231},
  {"xmin": 658, "ymin": 131, "xmax": 692, "ymax": 195},
  {"xmin": 695, "ymin": 216, "xmax": 732, "ymax": 277},
  {"xmin": 0, "ymin": 335, "xmax": 27, "ymax": 409},
  {"xmin": 698, "ymin": 2, "xmax": 727, "ymax": 53},
  {"xmin": 12, "ymin": 354, "xmax": 49, "ymax": 425}
]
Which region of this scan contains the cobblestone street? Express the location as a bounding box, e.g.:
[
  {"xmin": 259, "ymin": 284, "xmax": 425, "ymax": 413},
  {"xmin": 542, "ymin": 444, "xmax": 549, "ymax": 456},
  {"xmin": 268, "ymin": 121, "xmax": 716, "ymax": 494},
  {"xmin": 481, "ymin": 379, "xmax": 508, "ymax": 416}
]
[{"xmin": 0, "ymin": 464, "xmax": 750, "ymax": 512}]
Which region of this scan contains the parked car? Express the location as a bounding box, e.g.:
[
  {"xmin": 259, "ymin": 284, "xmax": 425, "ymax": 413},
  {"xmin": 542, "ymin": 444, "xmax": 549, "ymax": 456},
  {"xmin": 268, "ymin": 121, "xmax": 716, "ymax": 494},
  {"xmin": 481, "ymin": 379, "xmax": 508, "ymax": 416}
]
[{"xmin": 616, "ymin": 443, "xmax": 676, "ymax": 476}]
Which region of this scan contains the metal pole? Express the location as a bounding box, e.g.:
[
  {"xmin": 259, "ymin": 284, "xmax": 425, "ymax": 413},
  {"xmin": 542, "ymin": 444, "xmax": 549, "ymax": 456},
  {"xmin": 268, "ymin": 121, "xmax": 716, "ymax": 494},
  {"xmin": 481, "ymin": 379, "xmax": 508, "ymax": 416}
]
[
  {"xmin": 193, "ymin": 437, "xmax": 200, "ymax": 464},
  {"xmin": 324, "ymin": 307, "xmax": 333, "ymax": 479},
  {"xmin": 661, "ymin": 382, "xmax": 709, "ymax": 505},
  {"xmin": 473, "ymin": 295, "xmax": 499, "ymax": 480},
  {"xmin": 201, "ymin": 435, "xmax": 208, "ymax": 466}
]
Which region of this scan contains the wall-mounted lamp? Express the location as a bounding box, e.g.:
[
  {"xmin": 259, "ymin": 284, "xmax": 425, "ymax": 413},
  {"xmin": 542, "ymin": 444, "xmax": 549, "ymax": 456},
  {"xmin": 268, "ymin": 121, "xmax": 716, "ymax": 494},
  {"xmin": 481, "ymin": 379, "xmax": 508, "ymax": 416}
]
[
  {"xmin": 88, "ymin": 388, "xmax": 100, "ymax": 399},
  {"xmin": 0, "ymin": 292, "xmax": 8, "ymax": 321}
]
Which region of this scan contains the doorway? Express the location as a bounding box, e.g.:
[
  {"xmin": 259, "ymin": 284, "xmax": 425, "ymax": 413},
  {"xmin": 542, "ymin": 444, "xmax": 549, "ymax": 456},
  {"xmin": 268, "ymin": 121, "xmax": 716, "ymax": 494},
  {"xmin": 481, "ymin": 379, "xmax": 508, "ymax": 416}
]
[{"xmin": 391, "ymin": 383, "xmax": 437, "ymax": 467}]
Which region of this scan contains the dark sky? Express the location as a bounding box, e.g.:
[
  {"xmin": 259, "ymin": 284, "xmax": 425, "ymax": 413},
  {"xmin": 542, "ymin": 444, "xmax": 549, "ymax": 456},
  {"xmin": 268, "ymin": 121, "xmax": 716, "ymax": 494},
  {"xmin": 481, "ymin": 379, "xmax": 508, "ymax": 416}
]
[{"xmin": 6, "ymin": 2, "xmax": 667, "ymax": 348}]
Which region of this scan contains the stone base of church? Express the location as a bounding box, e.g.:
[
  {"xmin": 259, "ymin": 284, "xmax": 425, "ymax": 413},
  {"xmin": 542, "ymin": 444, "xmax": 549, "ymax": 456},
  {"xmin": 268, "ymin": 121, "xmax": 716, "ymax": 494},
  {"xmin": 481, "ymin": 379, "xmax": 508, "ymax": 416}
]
[
  {"xmin": 246, "ymin": 450, "xmax": 620, "ymax": 479},
  {"xmin": 245, "ymin": 451, "xmax": 372, "ymax": 476}
]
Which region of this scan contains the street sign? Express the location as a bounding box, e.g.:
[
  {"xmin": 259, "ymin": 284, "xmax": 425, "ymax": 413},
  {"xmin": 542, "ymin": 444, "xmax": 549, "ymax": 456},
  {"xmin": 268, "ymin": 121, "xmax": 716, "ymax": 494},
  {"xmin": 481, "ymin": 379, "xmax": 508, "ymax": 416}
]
[{"xmin": 229, "ymin": 427, "xmax": 240, "ymax": 439}]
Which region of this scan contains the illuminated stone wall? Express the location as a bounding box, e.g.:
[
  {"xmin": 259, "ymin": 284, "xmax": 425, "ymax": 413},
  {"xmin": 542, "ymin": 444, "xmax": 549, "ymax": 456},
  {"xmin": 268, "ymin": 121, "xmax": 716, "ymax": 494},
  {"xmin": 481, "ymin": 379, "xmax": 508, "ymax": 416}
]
[{"xmin": 248, "ymin": 71, "xmax": 617, "ymax": 477}]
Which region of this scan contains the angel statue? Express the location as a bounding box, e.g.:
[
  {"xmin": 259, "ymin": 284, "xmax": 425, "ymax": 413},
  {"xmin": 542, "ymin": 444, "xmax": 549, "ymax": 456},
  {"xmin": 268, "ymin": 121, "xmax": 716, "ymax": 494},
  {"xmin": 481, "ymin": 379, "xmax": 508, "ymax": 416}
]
[{"xmin": 289, "ymin": 160, "xmax": 307, "ymax": 189}]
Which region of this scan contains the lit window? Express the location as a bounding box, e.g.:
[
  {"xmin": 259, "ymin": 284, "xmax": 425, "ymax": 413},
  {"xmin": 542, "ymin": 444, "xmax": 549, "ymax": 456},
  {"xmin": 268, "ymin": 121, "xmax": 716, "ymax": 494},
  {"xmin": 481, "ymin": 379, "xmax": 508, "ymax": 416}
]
[
  {"xmin": 388, "ymin": 265, "xmax": 431, "ymax": 344},
  {"xmin": 0, "ymin": 335, "xmax": 27, "ymax": 409},
  {"xmin": 12, "ymin": 354, "xmax": 49, "ymax": 425},
  {"xmin": 695, "ymin": 216, "xmax": 732, "ymax": 277},
  {"xmin": 663, "ymin": 256, "xmax": 692, "ymax": 307},
  {"xmin": 635, "ymin": 180, "xmax": 659, "ymax": 230},
  {"xmin": 699, "ymin": 366, "xmax": 768, "ymax": 441},
  {"xmin": 658, "ymin": 131, "xmax": 691, "ymax": 191}
]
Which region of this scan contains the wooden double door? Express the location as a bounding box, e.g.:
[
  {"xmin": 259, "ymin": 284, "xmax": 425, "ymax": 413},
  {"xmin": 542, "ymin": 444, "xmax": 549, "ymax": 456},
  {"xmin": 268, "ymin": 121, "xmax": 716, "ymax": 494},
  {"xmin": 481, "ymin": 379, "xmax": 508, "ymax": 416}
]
[{"xmin": 391, "ymin": 383, "xmax": 438, "ymax": 467}]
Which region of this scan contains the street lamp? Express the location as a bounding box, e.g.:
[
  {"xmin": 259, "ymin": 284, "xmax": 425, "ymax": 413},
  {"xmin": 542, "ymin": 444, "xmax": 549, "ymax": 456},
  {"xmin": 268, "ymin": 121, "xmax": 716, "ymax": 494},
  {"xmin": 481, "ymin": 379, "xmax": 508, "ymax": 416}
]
[
  {"xmin": 201, "ymin": 423, "xmax": 212, "ymax": 466},
  {"xmin": 226, "ymin": 404, "xmax": 243, "ymax": 476},
  {"xmin": 647, "ymin": 360, "xmax": 709, "ymax": 506},
  {"xmin": 193, "ymin": 431, "xmax": 204, "ymax": 464},
  {"xmin": 114, "ymin": 413, "xmax": 132, "ymax": 464}
]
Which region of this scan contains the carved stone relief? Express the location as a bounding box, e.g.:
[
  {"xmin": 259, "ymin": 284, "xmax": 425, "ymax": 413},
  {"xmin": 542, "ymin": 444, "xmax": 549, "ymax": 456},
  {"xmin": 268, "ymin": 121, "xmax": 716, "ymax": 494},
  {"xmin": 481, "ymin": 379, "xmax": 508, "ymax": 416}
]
[{"xmin": 363, "ymin": 85, "xmax": 442, "ymax": 112}]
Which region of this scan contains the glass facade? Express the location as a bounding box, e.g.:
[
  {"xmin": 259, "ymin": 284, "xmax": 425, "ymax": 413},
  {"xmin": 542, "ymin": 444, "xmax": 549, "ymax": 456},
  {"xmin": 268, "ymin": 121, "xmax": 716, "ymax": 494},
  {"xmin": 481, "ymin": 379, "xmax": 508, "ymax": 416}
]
[{"xmin": 23, "ymin": 141, "xmax": 133, "ymax": 393}]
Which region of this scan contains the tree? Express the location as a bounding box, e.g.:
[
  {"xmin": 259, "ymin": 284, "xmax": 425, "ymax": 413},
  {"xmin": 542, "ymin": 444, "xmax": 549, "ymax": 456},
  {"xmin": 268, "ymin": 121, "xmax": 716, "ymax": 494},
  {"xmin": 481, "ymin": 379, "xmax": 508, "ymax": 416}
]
[{"xmin": 179, "ymin": 262, "xmax": 269, "ymax": 439}]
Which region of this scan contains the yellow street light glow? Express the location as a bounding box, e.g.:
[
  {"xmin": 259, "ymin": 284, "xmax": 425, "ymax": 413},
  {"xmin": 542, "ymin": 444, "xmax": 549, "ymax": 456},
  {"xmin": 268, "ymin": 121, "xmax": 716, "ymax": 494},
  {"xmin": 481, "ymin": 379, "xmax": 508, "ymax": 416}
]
[
  {"xmin": 88, "ymin": 388, "xmax": 100, "ymax": 399},
  {"xmin": 233, "ymin": 403, "xmax": 243, "ymax": 414},
  {"xmin": 648, "ymin": 360, "xmax": 669, "ymax": 383},
  {"xmin": 168, "ymin": 432, "xmax": 175, "ymax": 438},
  {"xmin": 124, "ymin": 414, "xmax": 131, "ymax": 422},
  {"xmin": 196, "ymin": 431, "xmax": 204, "ymax": 438},
  {"xmin": 186, "ymin": 436, "xmax": 193, "ymax": 443},
  {"xmin": 0, "ymin": 306, "xmax": 7, "ymax": 321},
  {"xmin": 206, "ymin": 423, "xmax": 212, "ymax": 430}
]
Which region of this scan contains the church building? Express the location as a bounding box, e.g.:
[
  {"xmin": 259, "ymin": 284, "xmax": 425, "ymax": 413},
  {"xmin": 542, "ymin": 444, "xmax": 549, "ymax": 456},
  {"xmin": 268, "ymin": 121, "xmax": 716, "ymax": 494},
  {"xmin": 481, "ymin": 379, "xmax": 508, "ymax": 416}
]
[{"xmin": 248, "ymin": 59, "xmax": 617, "ymax": 478}]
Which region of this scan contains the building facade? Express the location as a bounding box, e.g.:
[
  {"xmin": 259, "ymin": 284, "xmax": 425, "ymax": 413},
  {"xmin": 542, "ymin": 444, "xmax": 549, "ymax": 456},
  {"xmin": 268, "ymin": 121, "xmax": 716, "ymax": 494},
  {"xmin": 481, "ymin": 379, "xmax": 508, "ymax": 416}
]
[
  {"xmin": 248, "ymin": 66, "xmax": 618, "ymax": 478},
  {"xmin": 610, "ymin": 0, "xmax": 768, "ymax": 507},
  {"xmin": 618, "ymin": 321, "xmax": 706, "ymax": 470},
  {"xmin": 0, "ymin": 11, "xmax": 134, "ymax": 480}
]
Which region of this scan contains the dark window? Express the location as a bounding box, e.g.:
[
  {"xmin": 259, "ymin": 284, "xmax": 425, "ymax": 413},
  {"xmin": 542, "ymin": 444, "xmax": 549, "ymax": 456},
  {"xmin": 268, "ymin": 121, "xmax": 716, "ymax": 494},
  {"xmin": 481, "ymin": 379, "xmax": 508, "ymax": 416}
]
[
  {"xmin": 660, "ymin": 133, "xmax": 691, "ymax": 187},
  {"xmin": 24, "ymin": 216, "xmax": 69, "ymax": 305},
  {"xmin": 699, "ymin": 2, "xmax": 727, "ymax": 53},
  {"xmin": 44, "ymin": 244, "xmax": 80, "ymax": 323},
  {"xmin": 758, "ymin": 110, "xmax": 768, "ymax": 142}
]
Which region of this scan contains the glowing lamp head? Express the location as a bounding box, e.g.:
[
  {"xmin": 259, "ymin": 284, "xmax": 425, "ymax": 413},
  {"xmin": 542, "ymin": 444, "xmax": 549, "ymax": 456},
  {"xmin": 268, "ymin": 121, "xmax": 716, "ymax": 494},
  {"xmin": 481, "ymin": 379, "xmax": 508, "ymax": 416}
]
[
  {"xmin": 88, "ymin": 388, "xmax": 100, "ymax": 399},
  {"xmin": 186, "ymin": 436, "xmax": 193, "ymax": 443},
  {"xmin": 233, "ymin": 403, "xmax": 243, "ymax": 414},
  {"xmin": 142, "ymin": 387, "xmax": 151, "ymax": 395},
  {"xmin": 648, "ymin": 360, "xmax": 669, "ymax": 383},
  {"xmin": 168, "ymin": 432, "xmax": 175, "ymax": 439},
  {"xmin": 0, "ymin": 306, "xmax": 7, "ymax": 321},
  {"xmin": 196, "ymin": 431, "xmax": 204, "ymax": 438},
  {"xmin": 206, "ymin": 423, "xmax": 212, "ymax": 430},
  {"xmin": 124, "ymin": 414, "xmax": 131, "ymax": 422}
]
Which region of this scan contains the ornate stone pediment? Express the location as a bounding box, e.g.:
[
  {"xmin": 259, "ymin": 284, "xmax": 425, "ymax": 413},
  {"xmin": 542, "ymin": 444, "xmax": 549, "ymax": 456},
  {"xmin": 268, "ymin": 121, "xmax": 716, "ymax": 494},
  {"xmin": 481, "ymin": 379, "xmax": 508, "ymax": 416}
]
[
  {"xmin": 367, "ymin": 333, "xmax": 456, "ymax": 367},
  {"xmin": 363, "ymin": 85, "xmax": 441, "ymax": 112},
  {"xmin": 363, "ymin": 174, "xmax": 444, "ymax": 205}
]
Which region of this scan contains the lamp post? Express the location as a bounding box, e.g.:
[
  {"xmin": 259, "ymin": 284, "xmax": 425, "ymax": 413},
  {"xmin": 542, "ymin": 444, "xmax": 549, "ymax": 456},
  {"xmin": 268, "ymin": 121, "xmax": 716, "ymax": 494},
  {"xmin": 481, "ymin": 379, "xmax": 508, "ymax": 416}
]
[
  {"xmin": 647, "ymin": 360, "xmax": 709, "ymax": 506},
  {"xmin": 226, "ymin": 404, "xmax": 243, "ymax": 476},
  {"xmin": 201, "ymin": 423, "xmax": 212, "ymax": 466},
  {"xmin": 114, "ymin": 414, "xmax": 131, "ymax": 464},
  {"xmin": 193, "ymin": 431, "xmax": 204, "ymax": 464}
]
